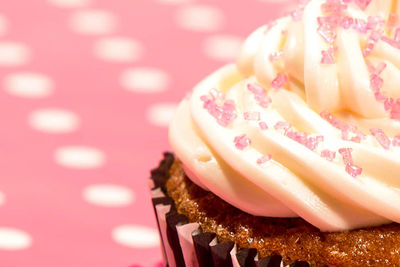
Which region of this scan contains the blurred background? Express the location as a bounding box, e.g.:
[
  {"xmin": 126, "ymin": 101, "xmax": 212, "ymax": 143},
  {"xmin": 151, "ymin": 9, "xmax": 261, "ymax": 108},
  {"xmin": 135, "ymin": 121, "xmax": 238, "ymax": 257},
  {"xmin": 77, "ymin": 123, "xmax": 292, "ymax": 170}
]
[{"xmin": 0, "ymin": 0, "xmax": 297, "ymax": 266}]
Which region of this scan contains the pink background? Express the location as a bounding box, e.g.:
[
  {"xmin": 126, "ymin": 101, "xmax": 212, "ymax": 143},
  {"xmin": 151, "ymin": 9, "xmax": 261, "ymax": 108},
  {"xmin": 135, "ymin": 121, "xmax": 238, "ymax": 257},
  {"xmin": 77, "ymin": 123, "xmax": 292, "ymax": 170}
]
[{"xmin": 0, "ymin": 0, "xmax": 296, "ymax": 266}]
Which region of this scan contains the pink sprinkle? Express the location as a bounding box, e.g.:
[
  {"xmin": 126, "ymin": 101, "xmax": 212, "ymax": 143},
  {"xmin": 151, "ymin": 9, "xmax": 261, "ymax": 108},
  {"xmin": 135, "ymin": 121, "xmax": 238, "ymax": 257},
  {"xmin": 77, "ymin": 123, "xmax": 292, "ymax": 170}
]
[
  {"xmin": 200, "ymin": 95, "xmax": 209, "ymax": 102},
  {"xmin": 339, "ymin": 147, "xmax": 362, "ymax": 177},
  {"xmin": 375, "ymin": 62, "xmax": 387, "ymax": 75},
  {"xmin": 370, "ymin": 74, "xmax": 383, "ymax": 92},
  {"xmin": 223, "ymin": 99, "xmax": 235, "ymax": 111},
  {"xmin": 244, "ymin": 112, "xmax": 260, "ymax": 121},
  {"xmin": 354, "ymin": 0, "xmax": 372, "ymax": 10},
  {"xmin": 384, "ymin": 97, "xmax": 394, "ymax": 111},
  {"xmin": 366, "ymin": 60, "xmax": 374, "ymax": 73},
  {"xmin": 269, "ymin": 51, "xmax": 283, "ymax": 62},
  {"xmin": 367, "ymin": 61, "xmax": 386, "ymax": 87},
  {"xmin": 306, "ymin": 135, "xmax": 324, "ymax": 150},
  {"xmin": 220, "ymin": 110, "xmax": 237, "ymax": 127},
  {"xmin": 271, "ymin": 73, "xmax": 288, "ymax": 90},
  {"xmin": 320, "ymin": 110, "xmax": 334, "ymax": 121},
  {"xmin": 388, "ymin": 13, "xmax": 399, "ymax": 28},
  {"xmin": 234, "ymin": 134, "xmax": 251, "ymax": 150},
  {"xmin": 363, "ymin": 30, "xmax": 381, "ymax": 57},
  {"xmin": 340, "ymin": 16, "xmax": 354, "ymax": 29},
  {"xmin": 318, "ymin": 15, "xmax": 340, "ymax": 27},
  {"xmin": 201, "ymin": 91, "xmax": 237, "ymax": 127},
  {"xmin": 258, "ymin": 97, "xmax": 272, "ymax": 108},
  {"xmin": 390, "ymin": 99, "xmax": 400, "ymax": 121},
  {"xmin": 274, "ymin": 121, "xmax": 291, "ymax": 131},
  {"xmin": 352, "ymin": 18, "xmax": 367, "ymax": 34},
  {"xmin": 321, "ymin": 149, "xmax": 336, "ymax": 161},
  {"xmin": 374, "ymin": 91, "xmax": 386, "ymax": 102},
  {"xmin": 366, "ymin": 16, "xmax": 384, "ymax": 31},
  {"xmin": 259, "ymin": 121, "xmax": 269, "ymax": 130},
  {"xmin": 321, "ymin": 49, "xmax": 335, "ymax": 64},
  {"xmin": 321, "ymin": 1, "xmax": 347, "ymax": 14},
  {"xmin": 286, "ymin": 130, "xmax": 308, "ymax": 146},
  {"xmin": 283, "ymin": 129, "xmax": 323, "ymax": 151},
  {"xmin": 317, "ymin": 13, "xmax": 343, "ymax": 43},
  {"xmin": 247, "ymin": 83, "xmax": 264, "ymax": 95},
  {"xmin": 273, "ymin": 120, "xmax": 324, "ymax": 150},
  {"xmin": 247, "ymin": 83, "xmax": 272, "ymax": 108},
  {"xmin": 369, "ymin": 30, "xmax": 383, "ymax": 43},
  {"xmin": 363, "ymin": 42, "xmax": 374, "ymax": 57},
  {"xmin": 338, "ymin": 148, "xmax": 353, "ymax": 165},
  {"xmin": 342, "ymin": 129, "xmax": 365, "ymax": 143},
  {"xmin": 350, "ymin": 137, "xmax": 360, "ymax": 143},
  {"xmin": 345, "ymin": 164, "xmax": 363, "ymax": 177},
  {"xmin": 370, "ymin": 128, "xmax": 391, "ymax": 150},
  {"xmin": 320, "ymin": 110, "xmax": 350, "ymax": 132},
  {"xmin": 318, "ymin": 24, "xmax": 337, "ymax": 43},
  {"xmin": 257, "ymin": 154, "xmax": 272, "ymax": 165},
  {"xmin": 392, "ymin": 136, "xmax": 400, "ymax": 146}
]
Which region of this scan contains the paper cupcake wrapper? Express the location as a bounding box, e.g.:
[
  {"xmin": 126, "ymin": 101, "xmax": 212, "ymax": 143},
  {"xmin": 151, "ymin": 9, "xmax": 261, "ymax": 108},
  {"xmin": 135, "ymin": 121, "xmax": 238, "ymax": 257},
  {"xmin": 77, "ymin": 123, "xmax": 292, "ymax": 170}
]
[{"xmin": 149, "ymin": 153, "xmax": 311, "ymax": 267}]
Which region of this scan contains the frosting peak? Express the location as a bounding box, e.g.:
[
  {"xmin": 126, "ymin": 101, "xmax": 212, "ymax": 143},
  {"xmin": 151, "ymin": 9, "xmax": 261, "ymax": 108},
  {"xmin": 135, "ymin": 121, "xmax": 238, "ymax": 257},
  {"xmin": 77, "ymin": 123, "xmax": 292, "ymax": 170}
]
[{"xmin": 169, "ymin": 0, "xmax": 400, "ymax": 231}]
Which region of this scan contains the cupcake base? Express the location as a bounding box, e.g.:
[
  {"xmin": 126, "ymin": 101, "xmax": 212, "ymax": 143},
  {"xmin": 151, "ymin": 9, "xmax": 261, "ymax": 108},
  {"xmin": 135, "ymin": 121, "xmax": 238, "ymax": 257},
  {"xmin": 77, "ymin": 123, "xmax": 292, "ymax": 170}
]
[{"xmin": 149, "ymin": 153, "xmax": 400, "ymax": 266}]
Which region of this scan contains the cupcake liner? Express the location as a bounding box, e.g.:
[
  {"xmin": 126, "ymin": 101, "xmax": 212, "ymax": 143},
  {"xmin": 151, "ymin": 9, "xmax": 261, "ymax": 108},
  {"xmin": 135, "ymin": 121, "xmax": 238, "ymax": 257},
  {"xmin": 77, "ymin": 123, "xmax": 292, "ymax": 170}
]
[
  {"xmin": 166, "ymin": 207, "xmax": 188, "ymax": 267},
  {"xmin": 151, "ymin": 189, "xmax": 172, "ymax": 266},
  {"xmin": 149, "ymin": 153, "xmax": 310, "ymax": 267},
  {"xmin": 235, "ymin": 248, "xmax": 257, "ymax": 267},
  {"xmin": 191, "ymin": 231, "xmax": 217, "ymax": 267},
  {"xmin": 176, "ymin": 223, "xmax": 200, "ymax": 267}
]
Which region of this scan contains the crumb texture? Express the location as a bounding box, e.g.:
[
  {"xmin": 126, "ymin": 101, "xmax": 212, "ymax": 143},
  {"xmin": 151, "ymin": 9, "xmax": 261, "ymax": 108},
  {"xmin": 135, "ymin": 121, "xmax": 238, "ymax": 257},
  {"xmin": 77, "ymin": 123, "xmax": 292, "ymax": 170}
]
[{"xmin": 166, "ymin": 159, "xmax": 400, "ymax": 266}]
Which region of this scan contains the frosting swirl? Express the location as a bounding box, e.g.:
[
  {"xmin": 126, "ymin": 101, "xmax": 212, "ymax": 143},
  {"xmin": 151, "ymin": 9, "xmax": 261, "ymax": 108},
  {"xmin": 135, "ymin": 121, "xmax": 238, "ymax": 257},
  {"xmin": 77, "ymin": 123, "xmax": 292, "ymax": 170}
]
[{"xmin": 169, "ymin": 0, "xmax": 400, "ymax": 231}]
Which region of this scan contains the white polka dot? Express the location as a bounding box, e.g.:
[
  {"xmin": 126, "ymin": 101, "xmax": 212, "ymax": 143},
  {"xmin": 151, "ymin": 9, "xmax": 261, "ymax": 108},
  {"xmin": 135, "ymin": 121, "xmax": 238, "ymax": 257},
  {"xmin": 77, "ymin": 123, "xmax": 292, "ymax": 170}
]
[
  {"xmin": 69, "ymin": 10, "xmax": 117, "ymax": 35},
  {"xmin": 112, "ymin": 225, "xmax": 160, "ymax": 248},
  {"xmin": 0, "ymin": 191, "xmax": 4, "ymax": 206},
  {"xmin": 55, "ymin": 146, "xmax": 105, "ymax": 169},
  {"xmin": 83, "ymin": 184, "xmax": 134, "ymax": 207},
  {"xmin": 120, "ymin": 67, "xmax": 169, "ymax": 93},
  {"xmin": 146, "ymin": 103, "xmax": 177, "ymax": 127},
  {"xmin": 203, "ymin": 35, "xmax": 244, "ymax": 62},
  {"xmin": 93, "ymin": 37, "xmax": 143, "ymax": 63},
  {"xmin": 175, "ymin": 5, "xmax": 225, "ymax": 32},
  {"xmin": 0, "ymin": 15, "xmax": 8, "ymax": 36},
  {"xmin": 3, "ymin": 72, "xmax": 53, "ymax": 98},
  {"xmin": 29, "ymin": 109, "xmax": 80, "ymax": 134},
  {"xmin": 0, "ymin": 42, "xmax": 30, "ymax": 66},
  {"xmin": 0, "ymin": 228, "xmax": 32, "ymax": 250},
  {"xmin": 47, "ymin": 0, "xmax": 91, "ymax": 8},
  {"xmin": 157, "ymin": 0, "xmax": 194, "ymax": 4}
]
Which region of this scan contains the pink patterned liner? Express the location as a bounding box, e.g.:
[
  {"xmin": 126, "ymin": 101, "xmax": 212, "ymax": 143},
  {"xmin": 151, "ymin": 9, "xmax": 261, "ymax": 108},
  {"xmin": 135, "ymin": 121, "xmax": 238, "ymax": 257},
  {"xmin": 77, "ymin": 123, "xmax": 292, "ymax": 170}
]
[{"xmin": 148, "ymin": 153, "xmax": 310, "ymax": 267}]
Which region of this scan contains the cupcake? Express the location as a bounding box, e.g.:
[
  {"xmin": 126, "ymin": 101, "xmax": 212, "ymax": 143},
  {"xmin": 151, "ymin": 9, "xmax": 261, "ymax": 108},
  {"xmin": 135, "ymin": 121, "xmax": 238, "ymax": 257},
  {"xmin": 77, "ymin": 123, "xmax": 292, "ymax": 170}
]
[{"xmin": 150, "ymin": 0, "xmax": 400, "ymax": 266}]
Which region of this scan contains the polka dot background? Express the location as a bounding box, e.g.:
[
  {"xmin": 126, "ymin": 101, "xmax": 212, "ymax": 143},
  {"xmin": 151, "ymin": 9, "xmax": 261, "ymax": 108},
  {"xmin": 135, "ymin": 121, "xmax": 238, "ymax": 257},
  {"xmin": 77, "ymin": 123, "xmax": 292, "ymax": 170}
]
[{"xmin": 0, "ymin": 0, "xmax": 297, "ymax": 266}]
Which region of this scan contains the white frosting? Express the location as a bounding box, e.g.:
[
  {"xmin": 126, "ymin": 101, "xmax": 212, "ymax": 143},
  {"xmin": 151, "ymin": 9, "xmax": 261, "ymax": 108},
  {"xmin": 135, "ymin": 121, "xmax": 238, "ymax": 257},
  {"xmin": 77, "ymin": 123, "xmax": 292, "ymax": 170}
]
[{"xmin": 169, "ymin": 0, "xmax": 400, "ymax": 231}]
